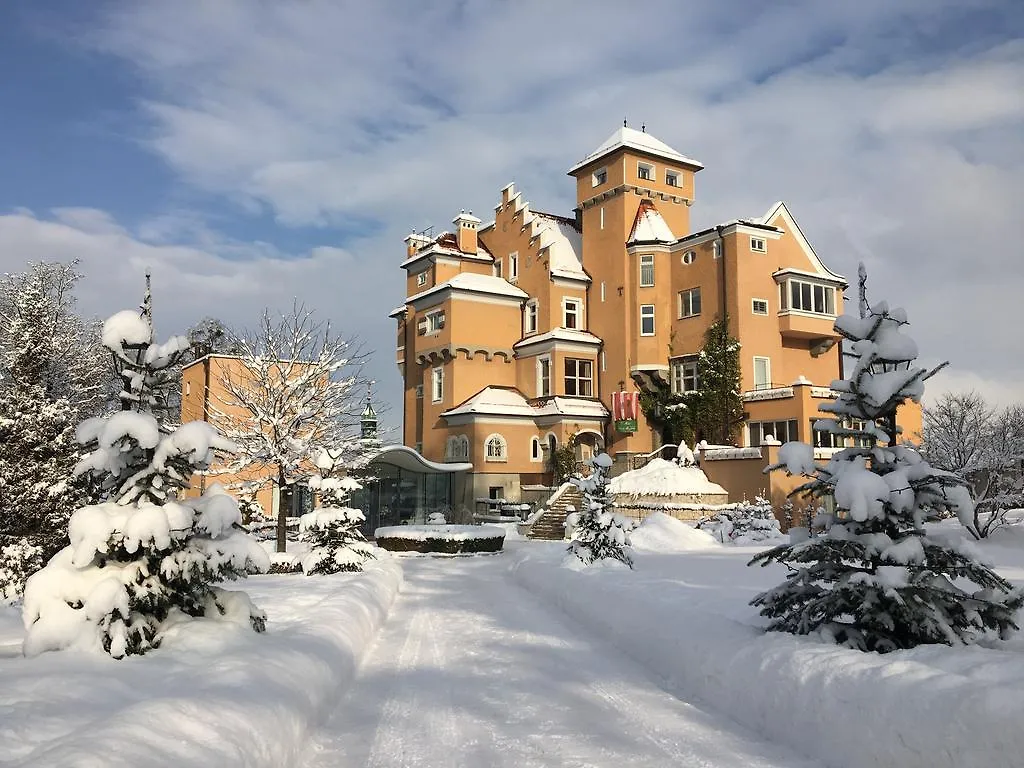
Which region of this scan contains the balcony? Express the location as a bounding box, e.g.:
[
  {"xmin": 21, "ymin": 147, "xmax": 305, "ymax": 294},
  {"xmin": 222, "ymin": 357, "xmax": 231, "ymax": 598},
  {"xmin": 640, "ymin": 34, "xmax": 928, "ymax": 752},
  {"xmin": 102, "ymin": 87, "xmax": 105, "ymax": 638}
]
[{"xmin": 778, "ymin": 310, "xmax": 838, "ymax": 342}]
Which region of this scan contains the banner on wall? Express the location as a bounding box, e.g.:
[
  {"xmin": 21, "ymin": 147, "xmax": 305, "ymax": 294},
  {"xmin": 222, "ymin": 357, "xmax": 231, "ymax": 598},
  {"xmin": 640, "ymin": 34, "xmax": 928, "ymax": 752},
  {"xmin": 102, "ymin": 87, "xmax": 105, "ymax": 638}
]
[{"xmin": 612, "ymin": 391, "xmax": 639, "ymax": 434}]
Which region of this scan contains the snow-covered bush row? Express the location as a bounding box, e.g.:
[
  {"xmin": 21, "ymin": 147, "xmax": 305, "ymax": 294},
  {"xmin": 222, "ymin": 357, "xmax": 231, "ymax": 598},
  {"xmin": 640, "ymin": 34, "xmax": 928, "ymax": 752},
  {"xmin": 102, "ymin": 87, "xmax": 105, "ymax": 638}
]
[
  {"xmin": 510, "ymin": 546, "xmax": 1024, "ymax": 768},
  {"xmin": 374, "ymin": 525, "xmax": 505, "ymax": 553},
  {"xmin": 2, "ymin": 562, "xmax": 403, "ymax": 768},
  {"xmin": 697, "ymin": 496, "xmax": 786, "ymax": 545}
]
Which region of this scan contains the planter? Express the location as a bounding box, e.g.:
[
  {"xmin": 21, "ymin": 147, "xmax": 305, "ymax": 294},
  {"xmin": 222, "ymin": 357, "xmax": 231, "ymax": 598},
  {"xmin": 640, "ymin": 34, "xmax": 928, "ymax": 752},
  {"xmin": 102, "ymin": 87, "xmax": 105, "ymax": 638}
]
[{"xmin": 374, "ymin": 525, "xmax": 505, "ymax": 554}]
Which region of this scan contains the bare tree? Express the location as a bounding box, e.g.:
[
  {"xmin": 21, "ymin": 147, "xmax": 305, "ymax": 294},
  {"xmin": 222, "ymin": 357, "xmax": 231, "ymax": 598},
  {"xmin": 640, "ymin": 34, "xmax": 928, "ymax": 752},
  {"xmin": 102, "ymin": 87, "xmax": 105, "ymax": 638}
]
[
  {"xmin": 922, "ymin": 392, "xmax": 1024, "ymax": 537},
  {"xmin": 211, "ymin": 303, "xmax": 369, "ymax": 552}
]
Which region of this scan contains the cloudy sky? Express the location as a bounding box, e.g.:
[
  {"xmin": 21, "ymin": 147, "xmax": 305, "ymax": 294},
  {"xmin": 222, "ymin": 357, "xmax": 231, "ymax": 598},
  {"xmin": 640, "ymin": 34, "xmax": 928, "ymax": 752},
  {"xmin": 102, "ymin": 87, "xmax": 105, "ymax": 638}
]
[{"xmin": 1, "ymin": 0, "xmax": 1021, "ymax": 423}]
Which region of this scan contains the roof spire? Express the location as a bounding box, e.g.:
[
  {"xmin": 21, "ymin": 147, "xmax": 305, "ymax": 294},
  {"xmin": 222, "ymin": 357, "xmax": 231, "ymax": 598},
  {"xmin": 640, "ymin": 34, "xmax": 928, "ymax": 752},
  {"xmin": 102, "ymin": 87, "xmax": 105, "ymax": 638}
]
[
  {"xmin": 623, "ymin": 117, "xmax": 627, "ymax": 127},
  {"xmin": 641, "ymin": 123, "xmax": 646, "ymax": 133},
  {"xmin": 140, "ymin": 269, "xmax": 153, "ymax": 321}
]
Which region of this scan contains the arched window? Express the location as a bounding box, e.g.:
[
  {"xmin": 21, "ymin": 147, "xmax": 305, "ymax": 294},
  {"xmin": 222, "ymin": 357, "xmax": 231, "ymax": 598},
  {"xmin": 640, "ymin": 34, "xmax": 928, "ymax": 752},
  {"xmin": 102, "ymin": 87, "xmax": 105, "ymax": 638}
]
[
  {"xmin": 530, "ymin": 436, "xmax": 542, "ymax": 462},
  {"xmin": 458, "ymin": 435, "xmax": 470, "ymax": 459},
  {"xmin": 546, "ymin": 433, "xmax": 558, "ymax": 455},
  {"xmin": 485, "ymin": 434, "xmax": 508, "ymax": 462}
]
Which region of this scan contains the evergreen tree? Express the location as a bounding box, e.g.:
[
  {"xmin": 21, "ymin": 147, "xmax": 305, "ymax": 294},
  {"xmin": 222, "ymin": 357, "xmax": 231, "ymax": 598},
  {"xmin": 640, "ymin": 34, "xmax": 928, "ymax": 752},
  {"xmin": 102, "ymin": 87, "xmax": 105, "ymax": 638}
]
[
  {"xmin": 21, "ymin": 302, "xmax": 269, "ymax": 658},
  {"xmin": 298, "ymin": 450, "xmax": 375, "ymax": 575},
  {"xmin": 698, "ymin": 496, "xmax": 782, "ymax": 544},
  {"xmin": 0, "ymin": 271, "xmax": 90, "ymax": 597},
  {"xmin": 749, "ymin": 266, "xmax": 1022, "ymax": 652},
  {"xmin": 566, "ymin": 453, "xmax": 634, "ymax": 568}
]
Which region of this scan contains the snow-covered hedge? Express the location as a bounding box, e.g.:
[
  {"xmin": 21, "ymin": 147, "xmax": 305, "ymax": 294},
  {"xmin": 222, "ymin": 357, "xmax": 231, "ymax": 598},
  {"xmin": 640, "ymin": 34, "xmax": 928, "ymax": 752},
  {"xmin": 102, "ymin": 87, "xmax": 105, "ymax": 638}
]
[{"xmin": 374, "ymin": 525, "xmax": 505, "ymax": 554}]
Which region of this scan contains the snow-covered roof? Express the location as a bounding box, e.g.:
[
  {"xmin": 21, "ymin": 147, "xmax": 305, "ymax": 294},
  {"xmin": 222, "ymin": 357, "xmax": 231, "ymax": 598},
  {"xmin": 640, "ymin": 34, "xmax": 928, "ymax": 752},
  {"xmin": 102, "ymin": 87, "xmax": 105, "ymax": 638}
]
[
  {"xmin": 528, "ymin": 213, "xmax": 588, "ymax": 282},
  {"xmin": 609, "ymin": 458, "xmax": 727, "ymax": 498},
  {"xmin": 513, "ymin": 328, "xmax": 602, "ymax": 350},
  {"xmin": 568, "ymin": 126, "xmax": 704, "ymax": 174},
  {"xmin": 441, "ymin": 387, "xmax": 608, "ymax": 421},
  {"xmin": 628, "ymin": 200, "xmax": 676, "ymax": 244},
  {"xmin": 400, "ymin": 231, "xmax": 493, "ymax": 270},
  {"xmin": 408, "ymin": 273, "xmax": 529, "ymax": 305},
  {"xmin": 442, "ymin": 387, "xmax": 536, "ymax": 418},
  {"xmin": 369, "ymin": 445, "xmax": 472, "ymax": 474},
  {"xmin": 387, "ymin": 305, "xmax": 407, "ymax": 319}
]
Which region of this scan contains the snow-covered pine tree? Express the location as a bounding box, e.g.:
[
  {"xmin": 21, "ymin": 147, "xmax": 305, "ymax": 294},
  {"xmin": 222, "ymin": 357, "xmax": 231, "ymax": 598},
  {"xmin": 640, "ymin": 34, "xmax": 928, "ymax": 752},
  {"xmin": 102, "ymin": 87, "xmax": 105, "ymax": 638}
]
[
  {"xmin": 750, "ymin": 266, "xmax": 1023, "ymax": 652},
  {"xmin": 298, "ymin": 449, "xmax": 375, "ymax": 575},
  {"xmin": 0, "ymin": 272, "xmax": 89, "ymax": 598},
  {"xmin": 21, "ymin": 303, "xmax": 270, "ymax": 658},
  {"xmin": 566, "ymin": 453, "xmax": 634, "ymax": 568}
]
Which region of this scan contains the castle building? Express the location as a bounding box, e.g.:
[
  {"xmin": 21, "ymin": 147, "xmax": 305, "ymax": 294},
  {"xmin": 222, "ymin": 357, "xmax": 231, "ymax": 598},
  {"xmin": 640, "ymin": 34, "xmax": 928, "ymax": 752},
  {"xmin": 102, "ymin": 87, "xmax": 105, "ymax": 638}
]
[{"xmin": 391, "ymin": 126, "xmax": 921, "ymax": 510}]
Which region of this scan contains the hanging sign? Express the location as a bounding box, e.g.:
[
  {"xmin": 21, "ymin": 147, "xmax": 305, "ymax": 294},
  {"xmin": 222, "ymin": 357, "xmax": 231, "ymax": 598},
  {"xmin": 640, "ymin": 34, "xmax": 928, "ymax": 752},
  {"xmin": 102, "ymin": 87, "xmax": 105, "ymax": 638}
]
[{"xmin": 612, "ymin": 391, "xmax": 639, "ymax": 434}]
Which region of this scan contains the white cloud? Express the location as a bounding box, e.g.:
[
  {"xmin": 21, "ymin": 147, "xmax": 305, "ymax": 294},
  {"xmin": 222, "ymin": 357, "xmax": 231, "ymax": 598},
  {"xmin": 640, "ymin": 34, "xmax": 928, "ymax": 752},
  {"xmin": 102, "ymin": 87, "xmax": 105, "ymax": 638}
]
[{"xmin": 15, "ymin": 0, "xmax": 1022, "ymax": 417}]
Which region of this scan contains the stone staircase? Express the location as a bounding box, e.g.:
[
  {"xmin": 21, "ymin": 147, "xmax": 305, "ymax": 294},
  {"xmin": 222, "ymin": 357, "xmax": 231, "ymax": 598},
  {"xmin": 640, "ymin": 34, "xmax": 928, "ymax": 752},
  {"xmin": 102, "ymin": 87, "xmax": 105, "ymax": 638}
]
[{"xmin": 526, "ymin": 483, "xmax": 584, "ymax": 541}]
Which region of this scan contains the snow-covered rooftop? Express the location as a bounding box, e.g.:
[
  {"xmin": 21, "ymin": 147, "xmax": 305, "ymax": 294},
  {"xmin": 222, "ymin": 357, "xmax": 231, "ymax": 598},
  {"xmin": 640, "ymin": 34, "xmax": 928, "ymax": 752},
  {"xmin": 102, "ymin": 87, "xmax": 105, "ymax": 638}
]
[
  {"xmin": 400, "ymin": 231, "xmax": 493, "ymax": 269},
  {"xmin": 441, "ymin": 387, "xmax": 608, "ymax": 420},
  {"xmin": 610, "ymin": 458, "xmax": 727, "ymax": 498},
  {"xmin": 513, "ymin": 328, "xmax": 602, "ymax": 350},
  {"xmin": 628, "ymin": 200, "xmax": 676, "ymax": 244},
  {"xmin": 528, "ymin": 213, "xmax": 588, "ymax": 282},
  {"xmin": 408, "ymin": 273, "xmax": 529, "ymax": 305},
  {"xmin": 568, "ymin": 126, "xmax": 704, "ymax": 174}
]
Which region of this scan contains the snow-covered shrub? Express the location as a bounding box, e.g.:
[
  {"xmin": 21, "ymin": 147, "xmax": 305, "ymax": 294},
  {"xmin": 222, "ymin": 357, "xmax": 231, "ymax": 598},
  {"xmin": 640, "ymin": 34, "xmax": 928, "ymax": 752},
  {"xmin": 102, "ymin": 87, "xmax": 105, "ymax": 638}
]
[
  {"xmin": 21, "ymin": 307, "xmax": 269, "ymax": 658},
  {"xmin": 566, "ymin": 453, "xmax": 634, "ymax": 569},
  {"xmin": 426, "ymin": 510, "xmax": 447, "ymax": 525},
  {"xmin": 750, "ymin": 267, "xmax": 1023, "ymax": 652},
  {"xmin": 0, "ymin": 540, "xmax": 43, "ymax": 602},
  {"xmin": 698, "ymin": 496, "xmax": 783, "ymax": 544}
]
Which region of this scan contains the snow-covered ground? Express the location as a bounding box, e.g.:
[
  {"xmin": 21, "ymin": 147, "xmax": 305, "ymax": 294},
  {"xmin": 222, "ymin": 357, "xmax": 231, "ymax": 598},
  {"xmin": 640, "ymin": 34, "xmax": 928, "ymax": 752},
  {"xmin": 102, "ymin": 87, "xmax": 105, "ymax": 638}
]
[
  {"xmin": 2, "ymin": 519, "xmax": 1022, "ymax": 768},
  {"xmin": 0, "ymin": 561, "xmax": 402, "ymax": 767}
]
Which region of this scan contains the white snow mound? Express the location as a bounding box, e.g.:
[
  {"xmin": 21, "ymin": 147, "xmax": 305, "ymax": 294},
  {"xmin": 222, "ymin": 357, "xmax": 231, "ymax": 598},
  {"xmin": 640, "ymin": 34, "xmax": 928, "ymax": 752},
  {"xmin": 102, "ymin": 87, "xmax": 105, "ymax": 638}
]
[
  {"xmin": 630, "ymin": 513, "xmax": 721, "ymax": 552},
  {"xmin": 610, "ymin": 459, "xmax": 726, "ymax": 497}
]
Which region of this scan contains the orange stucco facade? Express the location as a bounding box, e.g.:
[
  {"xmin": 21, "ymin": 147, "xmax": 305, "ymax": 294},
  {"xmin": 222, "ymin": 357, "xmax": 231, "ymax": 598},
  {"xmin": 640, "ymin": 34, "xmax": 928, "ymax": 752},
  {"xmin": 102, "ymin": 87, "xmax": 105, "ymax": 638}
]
[{"xmin": 393, "ymin": 127, "xmax": 921, "ymax": 505}]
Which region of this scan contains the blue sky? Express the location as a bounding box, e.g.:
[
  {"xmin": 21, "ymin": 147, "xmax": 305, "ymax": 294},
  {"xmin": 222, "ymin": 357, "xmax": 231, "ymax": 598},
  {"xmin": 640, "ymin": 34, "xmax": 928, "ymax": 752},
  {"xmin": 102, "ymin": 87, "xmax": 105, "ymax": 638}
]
[{"xmin": 1, "ymin": 0, "xmax": 1022, "ymax": 421}]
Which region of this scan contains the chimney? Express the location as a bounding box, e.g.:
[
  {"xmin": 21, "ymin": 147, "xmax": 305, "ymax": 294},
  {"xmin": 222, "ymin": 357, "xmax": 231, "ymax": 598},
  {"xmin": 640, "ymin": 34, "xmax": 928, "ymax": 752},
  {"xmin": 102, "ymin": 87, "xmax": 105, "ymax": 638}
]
[
  {"xmin": 452, "ymin": 210, "xmax": 482, "ymax": 254},
  {"xmin": 404, "ymin": 231, "xmax": 432, "ymax": 258}
]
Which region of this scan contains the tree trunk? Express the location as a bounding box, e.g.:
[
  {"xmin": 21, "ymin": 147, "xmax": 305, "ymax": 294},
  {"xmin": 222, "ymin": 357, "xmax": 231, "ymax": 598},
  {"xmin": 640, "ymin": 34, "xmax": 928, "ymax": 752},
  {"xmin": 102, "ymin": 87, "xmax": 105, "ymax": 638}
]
[{"xmin": 277, "ymin": 468, "xmax": 288, "ymax": 553}]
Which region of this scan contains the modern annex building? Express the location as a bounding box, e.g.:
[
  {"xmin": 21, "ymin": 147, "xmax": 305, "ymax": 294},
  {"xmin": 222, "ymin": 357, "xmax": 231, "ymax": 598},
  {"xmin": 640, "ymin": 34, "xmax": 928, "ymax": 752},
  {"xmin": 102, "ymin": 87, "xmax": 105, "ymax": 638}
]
[{"xmin": 390, "ymin": 126, "xmax": 921, "ymax": 508}]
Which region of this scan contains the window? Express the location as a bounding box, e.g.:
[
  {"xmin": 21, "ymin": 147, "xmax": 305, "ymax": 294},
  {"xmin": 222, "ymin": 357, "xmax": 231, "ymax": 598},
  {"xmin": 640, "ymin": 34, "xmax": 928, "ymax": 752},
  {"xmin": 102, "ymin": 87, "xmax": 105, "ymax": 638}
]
[
  {"xmin": 431, "ymin": 366, "xmax": 444, "ymax": 403},
  {"xmin": 537, "ymin": 356, "xmax": 551, "ymax": 397},
  {"xmin": 530, "ymin": 437, "xmax": 542, "ymax": 462},
  {"xmin": 749, "ymin": 419, "xmax": 799, "ymax": 447},
  {"xmin": 750, "ymin": 237, "xmax": 766, "ymax": 253},
  {"xmin": 564, "ymin": 358, "xmax": 594, "ymax": 396},
  {"xmin": 563, "ymin": 298, "xmax": 582, "ymax": 329},
  {"xmin": 671, "ymin": 357, "xmax": 699, "ymax": 394},
  {"xmin": 682, "ymin": 250, "xmax": 696, "ymax": 265},
  {"xmin": 814, "ymin": 419, "xmax": 869, "ymax": 448},
  {"xmin": 752, "ymin": 298, "xmax": 769, "ymax": 316},
  {"xmin": 712, "ymin": 240, "xmax": 722, "ymax": 258},
  {"xmin": 493, "ymin": 259, "xmax": 502, "ymax": 278},
  {"xmin": 753, "ymin": 356, "xmax": 771, "ymax": 390},
  {"xmin": 678, "ymin": 287, "xmax": 701, "ymax": 318},
  {"xmin": 787, "ymin": 280, "xmax": 836, "ymax": 315},
  {"xmin": 640, "ymin": 304, "xmax": 656, "ymax": 336},
  {"xmin": 599, "ymin": 207, "xmax": 605, "ymax": 230},
  {"xmin": 592, "ymin": 167, "xmax": 608, "ymax": 187},
  {"xmin": 185, "ymin": 381, "xmax": 191, "ymax": 396},
  {"xmin": 415, "ymin": 384, "xmax": 424, "ymax": 399},
  {"xmin": 600, "ymin": 281, "xmax": 606, "ymax": 302},
  {"xmin": 524, "ymin": 300, "xmax": 538, "ymax": 334},
  {"xmin": 637, "ymin": 162, "xmax": 654, "ymax": 181},
  {"xmin": 416, "ymin": 271, "xmax": 427, "ymax": 287},
  {"xmin": 600, "ymin": 351, "xmax": 606, "ymax": 372},
  {"xmin": 485, "ymin": 434, "xmax": 508, "ymax": 462},
  {"xmin": 426, "ymin": 310, "xmax": 445, "ymax": 334},
  {"xmin": 638, "ymin": 254, "xmax": 655, "ymax": 287},
  {"xmin": 508, "ymin": 251, "xmax": 519, "ymax": 281},
  {"xmin": 665, "ymin": 171, "xmax": 680, "ymax": 188}
]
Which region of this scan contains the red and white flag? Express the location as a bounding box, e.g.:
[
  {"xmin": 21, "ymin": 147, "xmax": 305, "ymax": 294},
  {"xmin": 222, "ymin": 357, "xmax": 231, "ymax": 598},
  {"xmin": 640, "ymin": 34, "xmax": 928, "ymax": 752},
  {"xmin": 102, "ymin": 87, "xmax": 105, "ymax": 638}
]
[{"xmin": 612, "ymin": 391, "xmax": 638, "ymax": 421}]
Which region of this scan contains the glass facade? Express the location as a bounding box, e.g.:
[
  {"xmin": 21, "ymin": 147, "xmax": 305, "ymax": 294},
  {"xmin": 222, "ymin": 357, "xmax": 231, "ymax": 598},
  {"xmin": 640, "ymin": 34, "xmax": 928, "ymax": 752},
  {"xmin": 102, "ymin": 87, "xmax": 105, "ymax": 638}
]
[{"xmin": 350, "ymin": 459, "xmax": 458, "ymax": 536}]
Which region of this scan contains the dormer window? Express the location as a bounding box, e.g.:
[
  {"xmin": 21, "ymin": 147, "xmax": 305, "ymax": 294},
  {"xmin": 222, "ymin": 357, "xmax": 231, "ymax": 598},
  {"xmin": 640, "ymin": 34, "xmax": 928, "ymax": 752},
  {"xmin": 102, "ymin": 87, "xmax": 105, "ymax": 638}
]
[
  {"xmin": 665, "ymin": 170, "xmax": 681, "ymax": 188},
  {"xmin": 637, "ymin": 162, "xmax": 654, "ymax": 181},
  {"xmin": 592, "ymin": 167, "xmax": 608, "ymax": 187},
  {"xmin": 750, "ymin": 237, "xmax": 766, "ymax": 253},
  {"xmin": 416, "ymin": 271, "xmax": 428, "ymax": 287}
]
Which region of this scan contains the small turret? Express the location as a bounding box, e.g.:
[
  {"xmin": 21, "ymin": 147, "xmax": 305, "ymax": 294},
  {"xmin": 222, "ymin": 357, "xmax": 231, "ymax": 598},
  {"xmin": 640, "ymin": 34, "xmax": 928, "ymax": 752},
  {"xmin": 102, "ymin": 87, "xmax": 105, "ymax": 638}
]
[{"xmin": 360, "ymin": 386, "xmax": 378, "ymax": 441}]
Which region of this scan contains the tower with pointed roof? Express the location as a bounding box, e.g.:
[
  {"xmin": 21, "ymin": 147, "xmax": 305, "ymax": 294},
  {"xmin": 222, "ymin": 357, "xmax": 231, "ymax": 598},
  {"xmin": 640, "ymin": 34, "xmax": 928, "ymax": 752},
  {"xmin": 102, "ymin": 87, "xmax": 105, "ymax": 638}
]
[{"xmin": 389, "ymin": 125, "xmax": 922, "ymax": 524}]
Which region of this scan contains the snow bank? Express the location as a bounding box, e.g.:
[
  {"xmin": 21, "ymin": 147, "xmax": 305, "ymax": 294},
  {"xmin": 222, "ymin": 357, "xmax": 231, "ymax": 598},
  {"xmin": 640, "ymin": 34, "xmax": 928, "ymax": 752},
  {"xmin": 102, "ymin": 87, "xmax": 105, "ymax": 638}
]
[
  {"xmin": 629, "ymin": 513, "xmax": 720, "ymax": 553},
  {"xmin": 610, "ymin": 458, "xmax": 726, "ymax": 497},
  {"xmin": 0, "ymin": 560, "xmax": 403, "ymax": 767},
  {"xmin": 509, "ymin": 545, "xmax": 1024, "ymax": 768}
]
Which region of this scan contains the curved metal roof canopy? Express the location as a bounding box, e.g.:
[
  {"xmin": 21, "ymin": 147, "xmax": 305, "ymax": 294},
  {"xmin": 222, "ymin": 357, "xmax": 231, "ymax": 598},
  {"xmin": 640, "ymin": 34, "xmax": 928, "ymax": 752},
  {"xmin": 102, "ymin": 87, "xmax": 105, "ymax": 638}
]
[{"xmin": 369, "ymin": 445, "xmax": 472, "ymax": 475}]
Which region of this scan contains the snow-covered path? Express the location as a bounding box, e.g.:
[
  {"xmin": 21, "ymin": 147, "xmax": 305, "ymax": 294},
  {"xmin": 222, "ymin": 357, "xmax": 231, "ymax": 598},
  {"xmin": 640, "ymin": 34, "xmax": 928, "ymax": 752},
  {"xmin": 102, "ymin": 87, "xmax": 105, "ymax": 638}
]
[{"xmin": 303, "ymin": 552, "xmax": 820, "ymax": 768}]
